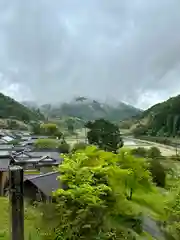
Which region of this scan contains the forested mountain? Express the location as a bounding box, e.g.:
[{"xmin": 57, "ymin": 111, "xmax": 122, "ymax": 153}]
[
  {"xmin": 0, "ymin": 93, "xmax": 44, "ymax": 121},
  {"xmin": 133, "ymin": 94, "xmax": 180, "ymax": 137},
  {"xmin": 40, "ymin": 98, "xmax": 142, "ymax": 122}
]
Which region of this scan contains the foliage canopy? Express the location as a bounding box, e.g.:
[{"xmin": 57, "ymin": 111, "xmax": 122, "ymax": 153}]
[
  {"xmin": 85, "ymin": 119, "xmax": 123, "ymax": 153},
  {"xmin": 39, "ymin": 146, "xmax": 166, "ymax": 239}
]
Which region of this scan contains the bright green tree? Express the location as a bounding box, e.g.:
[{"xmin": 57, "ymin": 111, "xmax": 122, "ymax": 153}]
[
  {"xmin": 164, "ymin": 185, "xmax": 180, "ymax": 239},
  {"xmin": 39, "ymin": 146, "xmax": 165, "ymax": 239}
]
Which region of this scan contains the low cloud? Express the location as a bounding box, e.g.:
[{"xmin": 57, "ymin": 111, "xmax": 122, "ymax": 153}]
[{"xmin": 0, "ymin": 0, "xmax": 180, "ymax": 109}]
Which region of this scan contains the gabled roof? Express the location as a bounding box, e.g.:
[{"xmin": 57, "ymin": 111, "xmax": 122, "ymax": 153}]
[
  {"xmin": 12, "ymin": 146, "xmax": 27, "ymax": 152},
  {"xmin": 24, "ymin": 172, "xmax": 60, "ymax": 196},
  {"xmin": 28, "ymin": 151, "xmax": 62, "ymax": 162},
  {"xmin": 12, "ymin": 153, "xmax": 58, "ymax": 166}
]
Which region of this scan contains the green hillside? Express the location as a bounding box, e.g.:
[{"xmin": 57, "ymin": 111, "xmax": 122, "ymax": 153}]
[
  {"xmin": 133, "ymin": 94, "xmax": 180, "ymax": 137},
  {"xmin": 40, "ymin": 98, "xmax": 141, "ymax": 122},
  {"xmin": 0, "ymin": 93, "xmax": 44, "ymax": 122}
]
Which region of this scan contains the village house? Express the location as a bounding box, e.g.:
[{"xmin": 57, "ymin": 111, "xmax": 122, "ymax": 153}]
[
  {"xmin": 0, "ymin": 151, "xmax": 11, "ymax": 195},
  {"xmin": 11, "ymin": 148, "xmax": 62, "ymax": 173},
  {"xmin": 0, "ymin": 129, "xmax": 64, "ymax": 200},
  {"xmin": 23, "ymin": 171, "xmax": 60, "ymax": 202}
]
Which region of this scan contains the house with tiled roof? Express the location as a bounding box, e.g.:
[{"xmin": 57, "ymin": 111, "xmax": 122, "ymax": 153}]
[
  {"xmin": 23, "ymin": 172, "xmax": 60, "ymax": 202},
  {"xmin": 11, "ymin": 149, "xmax": 62, "ymax": 173}
]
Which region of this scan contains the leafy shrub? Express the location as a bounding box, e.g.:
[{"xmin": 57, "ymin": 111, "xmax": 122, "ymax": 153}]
[
  {"xmin": 147, "ymin": 147, "xmax": 161, "ymax": 159},
  {"xmin": 149, "ymin": 159, "xmax": 166, "ymax": 187},
  {"xmin": 40, "ymin": 123, "xmax": 59, "ymax": 136},
  {"xmin": 53, "ymin": 131, "xmax": 63, "ymax": 139},
  {"xmin": 34, "ymin": 139, "xmax": 59, "ymax": 149},
  {"xmin": 131, "ymin": 147, "xmax": 147, "ymax": 157},
  {"xmin": 58, "ymin": 142, "xmax": 70, "ymax": 153},
  {"xmin": 72, "ymin": 142, "xmax": 88, "ymax": 152}
]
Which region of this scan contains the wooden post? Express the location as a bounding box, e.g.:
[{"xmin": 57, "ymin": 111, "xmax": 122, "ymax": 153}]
[{"xmin": 9, "ymin": 165, "xmax": 24, "ymax": 240}]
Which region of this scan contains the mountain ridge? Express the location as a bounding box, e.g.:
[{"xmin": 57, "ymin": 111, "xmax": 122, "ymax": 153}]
[
  {"xmin": 0, "ymin": 93, "xmax": 44, "ymax": 122},
  {"xmin": 132, "ymin": 94, "xmax": 180, "ymax": 137},
  {"xmin": 36, "ymin": 97, "xmax": 142, "ymax": 121}
]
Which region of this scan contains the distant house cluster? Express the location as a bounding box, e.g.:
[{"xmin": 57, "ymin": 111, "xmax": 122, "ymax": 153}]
[{"xmin": 0, "ymin": 130, "xmax": 62, "ymax": 202}]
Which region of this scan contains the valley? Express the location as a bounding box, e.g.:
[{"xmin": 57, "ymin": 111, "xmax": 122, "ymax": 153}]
[{"xmin": 1, "ymin": 92, "xmax": 180, "ymax": 239}]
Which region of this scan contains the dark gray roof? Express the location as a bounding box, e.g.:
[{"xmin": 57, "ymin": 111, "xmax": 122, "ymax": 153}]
[
  {"xmin": 30, "ymin": 135, "xmax": 49, "ymax": 139},
  {"xmin": 0, "ymin": 151, "xmax": 10, "ymax": 157},
  {"xmin": 24, "ymin": 172, "xmax": 60, "ymax": 196},
  {"xmin": 20, "ymin": 139, "xmax": 35, "ymax": 145},
  {"xmin": 21, "ymin": 136, "xmax": 30, "ymax": 141},
  {"xmin": 0, "ymin": 144, "xmax": 13, "ymax": 150},
  {"xmin": 28, "ymin": 151, "xmax": 62, "ymax": 162},
  {"xmin": 12, "ymin": 146, "xmax": 26, "ymax": 152},
  {"xmin": 12, "ymin": 149, "xmax": 63, "ymax": 166}
]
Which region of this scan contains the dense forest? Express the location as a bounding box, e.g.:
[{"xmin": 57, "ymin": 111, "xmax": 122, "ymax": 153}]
[
  {"xmin": 133, "ymin": 94, "xmax": 180, "ymax": 137},
  {"xmin": 0, "ymin": 93, "xmax": 44, "ymax": 122}
]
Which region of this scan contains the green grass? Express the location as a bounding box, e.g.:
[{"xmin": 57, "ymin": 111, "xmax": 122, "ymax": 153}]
[
  {"xmin": 0, "ymin": 197, "xmax": 41, "ymax": 239},
  {"xmin": 24, "ymin": 170, "xmax": 41, "ymax": 175}
]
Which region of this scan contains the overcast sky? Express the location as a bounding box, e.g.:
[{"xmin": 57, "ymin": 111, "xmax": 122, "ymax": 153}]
[{"xmin": 0, "ymin": 0, "xmax": 180, "ymax": 109}]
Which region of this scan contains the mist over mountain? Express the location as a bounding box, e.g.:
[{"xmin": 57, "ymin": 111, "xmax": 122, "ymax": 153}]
[
  {"xmin": 0, "ymin": 1, "xmax": 180, "ymax": 109},
  {"xmin": 30, "ymin": 97, "xmax": 142, "ymax": 122}
]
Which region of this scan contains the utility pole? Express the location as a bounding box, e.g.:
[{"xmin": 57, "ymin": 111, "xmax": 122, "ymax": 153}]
[{"xmin": 9, "ymin": 165, "xmax": 24, "ymax": 240}]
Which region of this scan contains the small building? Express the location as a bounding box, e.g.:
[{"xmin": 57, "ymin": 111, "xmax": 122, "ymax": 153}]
[
  {"xmin": 11, "ymin": 149, "xmax": 62, "ymax": 173},
  {"xmin": 0, "ymin": 151, "xmax": 11, "ymax": 195},
  {"xmin": 28, "ymin": 149, "xmax": 62, "ymax": 163},
  {"xmin": 24, "ymin": 172, "xmax": 60, "ymax": 202}
]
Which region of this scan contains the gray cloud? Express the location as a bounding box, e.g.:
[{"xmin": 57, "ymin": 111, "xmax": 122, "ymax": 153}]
[{"xmin": 0, "ymin": 0, "xmax": 180, "ymax": 108}]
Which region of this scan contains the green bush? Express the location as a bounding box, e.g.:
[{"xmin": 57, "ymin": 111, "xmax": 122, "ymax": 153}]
[
  {"xmin": 34, "ymin": 139, "xmax": 59, "ymax": 149},
  {"xmin": 149, "ymin": 159, "xmax": 166, "ymax": 188},
  {"xmin": 58, "ymin": 142, "xmax": 70, "ymax": 153},
  {"xmin": 131, "ymin": 147, "xmax": 147, "ymax": 157},
  {"xmin": 72, "ymin": 142, "xmax": 88, "ymax": 152},
  {"xmin": 147, "ymin": 147, "xmax": 161, "ymax": 159}
]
